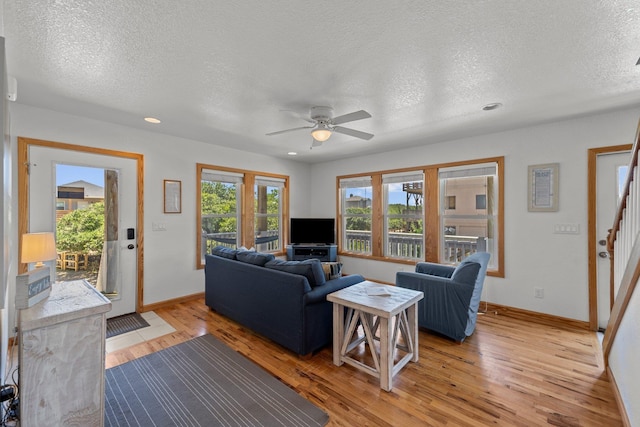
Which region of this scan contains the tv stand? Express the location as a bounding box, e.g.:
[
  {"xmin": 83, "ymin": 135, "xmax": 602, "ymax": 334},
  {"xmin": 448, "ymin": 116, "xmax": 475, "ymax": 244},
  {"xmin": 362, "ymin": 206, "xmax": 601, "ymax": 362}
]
[{"xmin": 287, "ymin": 244, "xmax": 337, "ymax": 262}]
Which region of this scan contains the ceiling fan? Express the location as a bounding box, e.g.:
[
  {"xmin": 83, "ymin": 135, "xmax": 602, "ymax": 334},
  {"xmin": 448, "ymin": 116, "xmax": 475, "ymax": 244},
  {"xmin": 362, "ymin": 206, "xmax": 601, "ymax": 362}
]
[{"xmin": 266, "ymin": 106, "xmax": 374, "ymax": 148}]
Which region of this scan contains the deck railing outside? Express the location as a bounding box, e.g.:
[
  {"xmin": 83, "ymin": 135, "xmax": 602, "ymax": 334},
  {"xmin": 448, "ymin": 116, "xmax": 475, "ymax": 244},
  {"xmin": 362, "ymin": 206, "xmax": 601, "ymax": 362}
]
[
  {"xmin": 203, "ymin": 230, "xmax": 280, "ymax": 255},
  {"xmin": 203, "ymin": 229, "xmax": 486, "ymax": 263},
  {"xmin": 344, "ymin": 230, "xmax": 486, "ymax": 262}
]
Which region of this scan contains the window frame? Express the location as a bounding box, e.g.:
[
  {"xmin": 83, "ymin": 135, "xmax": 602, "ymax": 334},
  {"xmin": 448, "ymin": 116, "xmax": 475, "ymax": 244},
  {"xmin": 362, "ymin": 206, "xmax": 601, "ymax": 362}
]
[
  {"xmin": 196, "ymin": 164, "xmax": 289, "ymax": 269},
  {"xmin": 382, "ymin": 171, "xmax": 424, "ymax": 260},
  {"xmin": 336, "ymin": 157, "xmax": 504, "ymax": 277},
  {"xmin": 339, "ymin": 176, "xmax": 374, "ymax": 255}
]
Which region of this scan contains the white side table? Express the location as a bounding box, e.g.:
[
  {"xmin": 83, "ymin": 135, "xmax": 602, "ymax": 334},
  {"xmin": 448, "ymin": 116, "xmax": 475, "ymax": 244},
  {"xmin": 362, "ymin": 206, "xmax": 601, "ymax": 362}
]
[
  {"xmin": 327, "ymin": 281, "xmax": 424, "ymax": 391},
  {"xmin": 18, "ymin": 280, "xmax": 112, "ymax": 426}
]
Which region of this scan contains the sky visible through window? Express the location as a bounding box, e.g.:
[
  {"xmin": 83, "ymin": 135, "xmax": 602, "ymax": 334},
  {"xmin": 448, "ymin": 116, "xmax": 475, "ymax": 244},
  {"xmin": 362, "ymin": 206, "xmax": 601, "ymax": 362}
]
[
  {"xmin": 349, "ymin": 183, "xmax": 416, "ymax": 205},
  {"xmin": 56, "ymin": 164, "xmax": 105, "ymax": 187}
]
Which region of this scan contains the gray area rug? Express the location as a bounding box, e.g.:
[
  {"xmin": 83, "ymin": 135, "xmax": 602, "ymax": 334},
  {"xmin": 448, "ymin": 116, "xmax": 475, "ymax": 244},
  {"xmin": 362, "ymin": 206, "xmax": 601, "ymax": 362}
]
[
  {"xmin": 104, "ymin": 334, "xmax": 329, "ymax": 427},
  {"xmin": 106, "ymin": 312, "xmax": 150, "ymax": 338}
]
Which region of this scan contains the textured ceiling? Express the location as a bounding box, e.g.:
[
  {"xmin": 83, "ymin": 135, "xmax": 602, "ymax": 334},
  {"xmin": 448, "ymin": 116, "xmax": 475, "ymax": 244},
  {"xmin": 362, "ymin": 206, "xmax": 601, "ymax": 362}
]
[{"xmin": 3, "ymin": 1, "xmax": 640, "ymax": 163}]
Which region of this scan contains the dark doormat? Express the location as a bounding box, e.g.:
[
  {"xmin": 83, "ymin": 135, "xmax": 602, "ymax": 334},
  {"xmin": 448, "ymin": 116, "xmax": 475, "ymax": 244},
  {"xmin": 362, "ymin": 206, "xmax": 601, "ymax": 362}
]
[{"xmin": 106, "ymin": 312, "xmax": 150, "ymax": 339}]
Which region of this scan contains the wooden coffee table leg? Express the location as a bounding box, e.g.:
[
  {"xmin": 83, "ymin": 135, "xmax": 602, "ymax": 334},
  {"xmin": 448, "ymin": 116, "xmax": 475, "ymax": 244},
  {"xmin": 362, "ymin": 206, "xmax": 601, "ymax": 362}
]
[
  {"xmin": 379, "ymin": 316, "xmax": 393, "ymax": 391},
  {"xmin": 332, "ymin": 302, "xmax": 344, "ymax": 366},
  {"xmin": 408, "ymin": 303, "xmax": 419, "ymax": 362}
]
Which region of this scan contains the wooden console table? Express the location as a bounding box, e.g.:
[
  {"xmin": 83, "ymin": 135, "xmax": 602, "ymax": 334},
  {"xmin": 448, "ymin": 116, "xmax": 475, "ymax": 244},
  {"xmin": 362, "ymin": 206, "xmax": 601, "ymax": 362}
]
[
  {"xmin": 18, "ymin": 280, "xmax": 111, "ymax": 426},
  {"xmin": 327, "ymin": 281, "xmax": 423, "ymax": 391}
]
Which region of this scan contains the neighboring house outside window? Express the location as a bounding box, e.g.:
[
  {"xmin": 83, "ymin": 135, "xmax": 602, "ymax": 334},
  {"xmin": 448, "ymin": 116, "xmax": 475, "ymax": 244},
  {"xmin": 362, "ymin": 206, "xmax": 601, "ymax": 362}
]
[
  {"xmin": 382, "ymin": 171, "xmax": 424, "ymax": 260},
  {"xmin": 439, "ymin": 162, "xmax": 499, "ymax": 269},
  {"xmin": 339, "ymin": 176, "xmax": 373, "ymax": 255}
]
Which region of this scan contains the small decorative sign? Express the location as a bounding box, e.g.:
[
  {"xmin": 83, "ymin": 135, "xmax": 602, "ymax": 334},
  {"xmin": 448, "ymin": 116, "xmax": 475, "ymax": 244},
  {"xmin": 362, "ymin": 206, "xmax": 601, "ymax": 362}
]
[
  {"xmin": 15, "ymin": 267, "xmax": 52, "ymax": 309},
  {"xmin": 528, "ymin": 163, "xmax": 559, "ymax": 212},
  {"xmin": 164, "ymin": 179, "xmax": 182, "ymax": 214}
]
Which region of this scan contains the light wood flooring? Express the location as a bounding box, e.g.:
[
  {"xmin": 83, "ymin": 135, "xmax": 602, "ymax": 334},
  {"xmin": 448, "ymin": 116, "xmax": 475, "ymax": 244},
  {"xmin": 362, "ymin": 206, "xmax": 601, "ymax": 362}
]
[{"xmin": 105, "ymin": 299, "xmax": 622, "ymax": 426}]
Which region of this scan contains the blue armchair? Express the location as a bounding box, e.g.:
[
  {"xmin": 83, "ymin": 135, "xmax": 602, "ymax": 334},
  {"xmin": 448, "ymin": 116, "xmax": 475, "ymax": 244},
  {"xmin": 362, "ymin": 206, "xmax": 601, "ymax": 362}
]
[{"xmin": 395, "ymin": 252, "xmax": 490, "ymax": 342}]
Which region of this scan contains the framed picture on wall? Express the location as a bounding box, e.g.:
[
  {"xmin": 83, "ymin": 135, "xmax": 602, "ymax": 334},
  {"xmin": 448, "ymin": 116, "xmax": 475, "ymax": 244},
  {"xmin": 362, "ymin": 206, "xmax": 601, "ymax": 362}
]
[
  {"xmin": 163, "ymin": 179, "xmax": 182, "ymax": 214},
  {"xmin": 528, "ymin": 163, "xmax": 559, "ymax": 212}
]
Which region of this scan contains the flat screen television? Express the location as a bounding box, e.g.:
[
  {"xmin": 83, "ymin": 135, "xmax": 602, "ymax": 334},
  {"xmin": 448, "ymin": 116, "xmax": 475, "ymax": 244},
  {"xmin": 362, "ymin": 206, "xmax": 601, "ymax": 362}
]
[{"xmin": 290, "ymin": 218, "xmax": 335, "ymax": 245}]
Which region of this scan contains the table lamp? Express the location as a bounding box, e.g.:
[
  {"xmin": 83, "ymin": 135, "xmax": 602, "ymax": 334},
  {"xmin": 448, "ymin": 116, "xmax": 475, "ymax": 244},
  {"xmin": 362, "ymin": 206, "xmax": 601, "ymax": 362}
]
[
  {"xmin": 21, "ymin": 232, "xmax": 57, "ymax": 268},
  {"xmin": 16, "ymin": 232, "xmax": 57, "ymax": 309}
]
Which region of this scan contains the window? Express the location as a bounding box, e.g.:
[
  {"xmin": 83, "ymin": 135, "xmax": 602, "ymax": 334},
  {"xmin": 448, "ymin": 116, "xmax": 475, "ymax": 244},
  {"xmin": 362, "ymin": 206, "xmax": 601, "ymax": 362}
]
[
  {"xmin": 254, "ymin": 176, "xmax": 284, "ymax": 253},
  {"xmin": 197, "ymin": 165, "xmax": 288, "ymax": 268},
  {"xmin": 446, "ymin": 196, "xmax": 456, "ymax": 210},
  {"xmin": 339, "ymin": 176, "xmax": 373, "ymax": 255},
  {"xmin": 383, "ymin": 171, "xmax": 423, "ymax": 259},
  {"xmin": 617, "ymin": 165, "xmax": 629, "ymax": 204},
  {"xmin": 336, "ymin": 157, "xmax": 503, "ymax": 276},
  {"xmin": 200, "ymin": 169, "xmax": 243, "ymax": 264},
  {"xmin": 439, "ymin": 162, "xmax": 498, "ymax": 269}
]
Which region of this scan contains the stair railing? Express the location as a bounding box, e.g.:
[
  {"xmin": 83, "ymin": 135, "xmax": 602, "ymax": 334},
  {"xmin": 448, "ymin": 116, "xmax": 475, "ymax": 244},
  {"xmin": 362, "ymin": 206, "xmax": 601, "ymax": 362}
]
[{"xmin": 603, "ymin": 119, "xmax": 640, "ymax": 361}]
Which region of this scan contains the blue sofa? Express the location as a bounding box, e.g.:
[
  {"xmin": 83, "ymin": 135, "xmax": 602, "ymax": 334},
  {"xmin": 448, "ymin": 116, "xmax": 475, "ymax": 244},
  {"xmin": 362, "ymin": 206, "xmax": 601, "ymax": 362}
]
[
  {"xmin": 395, "ymin": 252, "xmax": 490, "ymax": 342},
  {"xmin": 205, "ymin": 247, "xmax": 364, "ymax": 356}
]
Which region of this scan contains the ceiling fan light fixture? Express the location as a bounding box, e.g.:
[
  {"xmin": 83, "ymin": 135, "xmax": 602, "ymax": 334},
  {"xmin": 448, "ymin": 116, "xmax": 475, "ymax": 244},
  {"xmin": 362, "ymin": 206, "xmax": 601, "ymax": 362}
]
[{"xmin": 311, "ymin": 125, "xmax": 332, "ymax": 142}]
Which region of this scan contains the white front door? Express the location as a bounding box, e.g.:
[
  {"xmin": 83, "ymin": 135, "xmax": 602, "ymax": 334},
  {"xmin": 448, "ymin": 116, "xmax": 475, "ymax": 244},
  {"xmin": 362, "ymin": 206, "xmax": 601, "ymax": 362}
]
[
  {"xmin": 29, "ymin": 145, "xmax": 138, "ymax": 318},
  {"xmin": 595, "ymin": 151, "xmax": 630, "ymax": 330}
]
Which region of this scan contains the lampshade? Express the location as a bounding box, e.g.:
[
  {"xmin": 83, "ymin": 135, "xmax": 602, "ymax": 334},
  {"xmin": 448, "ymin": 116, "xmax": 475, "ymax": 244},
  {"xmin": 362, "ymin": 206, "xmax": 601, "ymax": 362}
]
[
  {"xmin": 21, "ymin": 232, "xmax": 57, "ymax": 268},
  {"xmin": 311, "ymin": 125, "xmax": 332, "ymax": 142}
]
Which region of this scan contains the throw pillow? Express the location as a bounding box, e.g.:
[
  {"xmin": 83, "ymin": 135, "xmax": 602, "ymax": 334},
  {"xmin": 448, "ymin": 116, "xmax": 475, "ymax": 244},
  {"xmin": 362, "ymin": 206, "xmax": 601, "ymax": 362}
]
[
  {"xmin": 451, "ymin": 261, "xmax": 481, "ymax": 286},
  {"xmin": 264, "ymin": 259, "xmax": 327, "ymax": 287},
  {"xmin": 211, "ymin": 246, "xmax": 238, "ymax": 260},
  {"xmin": 321, "ymin": 262, "xmax": 343, "ymax": 280},
  {"xmin": 235, "ymin": 250, "xmax": 275, "ymax": 266}
]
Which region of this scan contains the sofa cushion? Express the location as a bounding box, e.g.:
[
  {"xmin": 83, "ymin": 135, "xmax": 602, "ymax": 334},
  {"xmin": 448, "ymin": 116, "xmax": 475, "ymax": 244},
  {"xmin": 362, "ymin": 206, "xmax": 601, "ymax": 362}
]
[
  {"xmin": 264, "ymin": 259, "xmax": 326, "ymax": 287},
  {"xmin": 235, "ymin": 250, "xmax": 275, "ymax": 266},
  {"xmin": 211, "ymin": 246, "xmax": 238, "ymax": 260},
  {"xmin": 451, "ymin": 261, "xmax": 481, "ymax": 286},
  {"xmin": 321, "ymin": 262, "xmax": 343, "ymax": 280}
]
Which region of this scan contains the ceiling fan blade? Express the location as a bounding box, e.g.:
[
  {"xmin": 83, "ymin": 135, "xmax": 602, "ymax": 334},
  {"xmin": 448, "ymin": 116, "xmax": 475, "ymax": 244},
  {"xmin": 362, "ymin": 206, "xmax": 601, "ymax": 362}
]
[
  {"xmin": 333, "ymin": 126, "xmax": 374, "ymax": 140},
  {"xmin": 265, "ymin": 126, "xmax": 314, "ymax": 136},
  {"xmin": 331, "ymin": 110, "xmax": 371, "ymax": 125}
]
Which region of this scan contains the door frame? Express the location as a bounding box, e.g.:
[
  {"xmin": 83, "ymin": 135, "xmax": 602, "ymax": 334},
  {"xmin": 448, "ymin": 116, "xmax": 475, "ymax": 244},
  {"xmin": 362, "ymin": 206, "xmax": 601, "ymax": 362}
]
[
  {"xmin": 18, "ymin": 137, "xmax": 145, "ymax": 313},
  {"xmin": 587, "ymin": 144, "xmax": 631, "ymax": 331}
]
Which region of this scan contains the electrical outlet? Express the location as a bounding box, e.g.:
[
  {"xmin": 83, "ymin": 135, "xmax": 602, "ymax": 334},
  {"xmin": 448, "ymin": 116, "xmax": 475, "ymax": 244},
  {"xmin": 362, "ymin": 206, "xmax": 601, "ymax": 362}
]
[{"xmin": 534, "ymin": 287, "xmax": 544, "ymax": 299}]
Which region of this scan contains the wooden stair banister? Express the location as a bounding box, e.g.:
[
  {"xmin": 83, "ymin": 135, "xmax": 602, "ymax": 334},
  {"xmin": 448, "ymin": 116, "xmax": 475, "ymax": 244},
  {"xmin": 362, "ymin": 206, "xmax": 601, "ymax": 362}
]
[{"xmin": 602, "ymin": 118, "xmax": 640, "ymax": 362}]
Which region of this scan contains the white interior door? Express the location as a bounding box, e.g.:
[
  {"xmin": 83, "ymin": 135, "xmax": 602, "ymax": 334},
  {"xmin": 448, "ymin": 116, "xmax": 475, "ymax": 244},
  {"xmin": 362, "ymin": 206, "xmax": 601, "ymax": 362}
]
[
  {"xmin": 595, "ymin": 151, "xmax": 630, "ymax": 330},
  {"xmin": 29, "ymin": 146, "xmax": 137, "ymax": 318}
]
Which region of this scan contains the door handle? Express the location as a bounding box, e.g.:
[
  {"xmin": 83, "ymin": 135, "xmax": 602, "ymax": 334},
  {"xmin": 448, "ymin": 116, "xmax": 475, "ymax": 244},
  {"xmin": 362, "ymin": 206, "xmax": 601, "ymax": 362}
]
[
  {"xmin": 598, "ymin": 239, "xmax": 607, "ymax": 246},
  {"xmin": 127, "ymin": 244, "xmax": 135, "ymax": 250},
  {"xmin": 598, "ymin": 251, "xmax": 609, "ymax": 259}
]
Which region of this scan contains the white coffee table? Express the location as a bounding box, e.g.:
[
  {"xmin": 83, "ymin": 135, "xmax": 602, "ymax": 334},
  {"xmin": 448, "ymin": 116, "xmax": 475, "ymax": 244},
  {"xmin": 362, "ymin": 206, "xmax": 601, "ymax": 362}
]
[{"xmin": 327, "ymin": 280, "xmax": 424, "ymax": 391}]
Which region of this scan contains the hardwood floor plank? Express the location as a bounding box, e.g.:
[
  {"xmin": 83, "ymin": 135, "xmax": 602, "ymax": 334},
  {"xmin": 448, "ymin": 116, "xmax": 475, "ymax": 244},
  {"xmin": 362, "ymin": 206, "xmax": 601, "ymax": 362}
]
[{"xmin": 106, "ymin": 299, "xmax": 623, "ymax": 426}]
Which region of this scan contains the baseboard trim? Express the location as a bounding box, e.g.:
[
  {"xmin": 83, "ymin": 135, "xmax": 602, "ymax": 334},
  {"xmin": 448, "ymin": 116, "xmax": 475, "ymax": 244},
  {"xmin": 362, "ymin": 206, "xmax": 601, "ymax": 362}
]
[
  {"xmin": 479, "ymin": 301, "xmax": 590, "ymax": 330},
  {"xmin": 607, "ymin": 365, "xmax": 632, "ymax": 427},
  {"xmin": 141, "ymin": 292, "xmax": 204, "ymax": 313}
]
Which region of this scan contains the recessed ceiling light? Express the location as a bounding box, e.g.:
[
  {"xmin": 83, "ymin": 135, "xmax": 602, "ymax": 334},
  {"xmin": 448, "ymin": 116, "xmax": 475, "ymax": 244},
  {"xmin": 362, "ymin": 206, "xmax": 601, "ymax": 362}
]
[
  {"xmin": 482, "ymin": 103, "xmax": 502, "ymax": 111},
  {"xmin": 287, "ymin": 152, "xmax": 297, "ymax": 156},
  {"xmin": 144, "ymin": 117, "xmax": 161, "ymax": 124}
]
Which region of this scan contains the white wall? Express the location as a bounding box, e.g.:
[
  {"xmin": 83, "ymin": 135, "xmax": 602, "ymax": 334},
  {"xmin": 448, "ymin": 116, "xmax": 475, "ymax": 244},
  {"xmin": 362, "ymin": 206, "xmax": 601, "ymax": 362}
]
[
  {"xmin": 8, "ymin": 103, "xmax": 311, "ymax": 328},
  {"xmin": 608, "ymin": 278, "xmax": 640, "ymax": 426},
  {"xmin": 309, "ymin": 107, "xmax": 640, "ymax": 322}
]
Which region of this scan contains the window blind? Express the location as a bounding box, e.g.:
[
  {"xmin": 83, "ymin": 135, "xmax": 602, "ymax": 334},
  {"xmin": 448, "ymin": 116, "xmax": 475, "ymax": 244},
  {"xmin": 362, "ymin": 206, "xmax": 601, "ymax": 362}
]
[
  {"xmin": 382, "ymin": 171, "xmax": 423, "ymax": 184},
  {"xmin": 339, "ymin": 176, "xmax": 372, "ymax": 188},
  {"xmin": 202, "ymin": 169, "xmax": 244, "ymax": 184}
]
